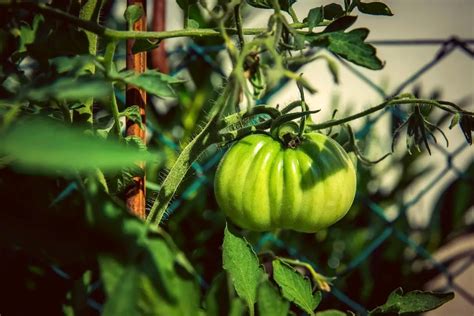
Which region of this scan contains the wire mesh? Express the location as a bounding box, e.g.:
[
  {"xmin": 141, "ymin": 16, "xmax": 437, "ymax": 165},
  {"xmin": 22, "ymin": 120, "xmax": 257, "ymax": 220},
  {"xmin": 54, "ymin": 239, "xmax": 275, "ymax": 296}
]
[{"xmin": 49, "ymin": 36, "xmax": 473, "ymax": 314}]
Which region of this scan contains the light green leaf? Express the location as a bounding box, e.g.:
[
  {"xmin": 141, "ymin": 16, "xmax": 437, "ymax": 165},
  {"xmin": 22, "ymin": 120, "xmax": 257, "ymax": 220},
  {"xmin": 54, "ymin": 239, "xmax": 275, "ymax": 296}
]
[
  {"xmin": 272, "ymin": 259, "xmax": 321, "ymax": 314},
  {"xmin": 0, "ymin": 119, "xmax": 156, "ymax": 175},
  {"xmin": 369, "ymin": 288, "xmax": 454, "ymax": 315},
  {"xmin": 257, "ymin": 280, "xmax": 290, "ymax": 316},
  {"xmin": 223, "ymin": 225, "xmax": 264, "ymax": 310}
]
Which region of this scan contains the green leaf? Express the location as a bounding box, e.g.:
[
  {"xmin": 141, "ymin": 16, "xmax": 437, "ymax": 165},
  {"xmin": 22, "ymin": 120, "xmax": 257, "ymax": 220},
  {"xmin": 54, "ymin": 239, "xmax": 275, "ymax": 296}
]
[
  {"xmin": 272, "ymin": 260, "xmax": 321, "ymax": 314},
  {"xmin": 246, "ymin": 0, "xmax": 297, "ymax": 13},
  {"xmin": 49, "ymin": 55, "xmax": 96, "ymax": 74},
  {"xmin": 307, "ymin": 28, "xmax": 384, "ymax": 70},
  {"xmin": 323, "ymin": 16, "xmax": 358, "ymax": 33},
  {"xmin": 223, "ymin": 225, "xmax": 264, "ymax": 310},
  {"xmin": 306, "ymin": 7, "xmax": 323, "ymax": 32},
  {"xmin": 356, "ymin": 1, "xmax": 393, "ymax": 16},
  {"xmin": 325, "ymin": 57, "xmax": 339, "ymax": 84},
  {"xmin": 124, "ymin": 4, "xmax": 144, "ymax": 27},
  {"xmin": 323, "ymin": 3, "xmax": 345, "ymax": 20},
  {"xmin": 316, "ymin": 310, "xmax": 347, "ymax": 316},
  {"xmin": 19, "ymin": 75, "xmax": 110, "ymax": 102},
  {"xmin": 449, "ymin": 112, "xmax": 460, "ymax": 129},
  {"xmin": 369, "ymin": 288, "xmax": 454, "ymax": 315},
  {"xmin": 0, "ymin": 118, "xmax": 156, "ymax": 175},
  {"xmin": 257, "ymin": 280, "xmax": 290, "ymax": 316},
  {"xmin": 121, "ymin": 105, "xmax": 144, "ymax": 129},
  {"xmin": 119, "ymin": 69, "xmax": 184, "ymax": 98},
  {"xmin": 131, "ymin": 38, "xmax": 160, "ymax": 54}
]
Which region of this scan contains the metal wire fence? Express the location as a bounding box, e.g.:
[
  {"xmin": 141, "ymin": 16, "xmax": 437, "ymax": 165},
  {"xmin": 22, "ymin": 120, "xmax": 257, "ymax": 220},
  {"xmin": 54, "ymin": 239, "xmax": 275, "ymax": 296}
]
[
  {"xmin": 153, "ymin": 36, "xmax": 474, "ymax": 313},
  {"xmin": 50, "ymin": 36, "xmax": 473, "ymax": 314}
]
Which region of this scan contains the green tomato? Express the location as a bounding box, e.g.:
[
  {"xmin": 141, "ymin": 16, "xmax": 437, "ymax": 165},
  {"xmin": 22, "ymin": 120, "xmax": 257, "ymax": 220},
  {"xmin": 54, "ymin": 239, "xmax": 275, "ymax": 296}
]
[{"xmin": 214, "ymin": 132, "xmax": 357, "ymax": 233}]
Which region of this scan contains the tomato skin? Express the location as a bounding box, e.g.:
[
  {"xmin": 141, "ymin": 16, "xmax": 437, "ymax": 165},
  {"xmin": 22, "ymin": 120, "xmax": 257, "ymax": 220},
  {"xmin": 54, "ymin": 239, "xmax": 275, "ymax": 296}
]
[{"xmin": 214, "ymin": 133, "xmax": 357, "ymax": 233}]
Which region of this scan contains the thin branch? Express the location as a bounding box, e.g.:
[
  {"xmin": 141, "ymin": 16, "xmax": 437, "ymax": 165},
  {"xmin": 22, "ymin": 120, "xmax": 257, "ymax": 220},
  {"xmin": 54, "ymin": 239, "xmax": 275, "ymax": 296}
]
[
  {"xmin": 308, "ymin": 98, "xmax": 474, "ymax": 131},
  {"xmin": 3, "ymin": 2, "xmax": 326, "ymax": 41}
]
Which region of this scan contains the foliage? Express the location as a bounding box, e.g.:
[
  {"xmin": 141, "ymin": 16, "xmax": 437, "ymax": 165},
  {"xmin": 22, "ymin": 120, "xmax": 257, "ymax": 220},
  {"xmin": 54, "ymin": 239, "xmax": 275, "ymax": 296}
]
[{"xmin": 0, "ymin": 0, "xmax": 471, "ymax": 315}]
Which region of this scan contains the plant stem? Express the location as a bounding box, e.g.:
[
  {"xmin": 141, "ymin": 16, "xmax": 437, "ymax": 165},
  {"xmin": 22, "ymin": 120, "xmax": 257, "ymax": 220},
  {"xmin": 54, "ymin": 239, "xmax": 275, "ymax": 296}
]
[
  {"xmin": 308, "ymin": 98, "xmax": 473, "ymax": 131},
  {"xmin": 3, "ymin": 2, "xmax": 328, "ymax": 41},
  {"xmin": 103, "ymin": 40, "xmax": 122, "ymax": 138},
  {"xmin": 234, "ymin": 3, "xmax": 245, "ymax": 49}
]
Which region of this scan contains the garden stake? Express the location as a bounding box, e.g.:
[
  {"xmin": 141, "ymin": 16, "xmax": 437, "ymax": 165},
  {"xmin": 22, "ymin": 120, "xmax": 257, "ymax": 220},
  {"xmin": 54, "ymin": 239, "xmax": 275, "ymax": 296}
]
[
  {"xmin": 152, "ymin": 0, "xmax": 169, "ymax": 73},
  {"xmin": 125, "ymin": 0, "xmax": 147, "ymax": 219}
]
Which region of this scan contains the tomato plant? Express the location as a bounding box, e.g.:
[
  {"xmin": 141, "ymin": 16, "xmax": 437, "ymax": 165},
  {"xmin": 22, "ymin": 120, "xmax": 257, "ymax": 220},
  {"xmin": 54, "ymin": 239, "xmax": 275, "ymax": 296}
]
[
  {"xmin": 215, "ymin": 132, "xmax": 356, "ymax": 232},
  {"xmin": 0, "ymin": 0, "xmax": 471, "ymax": 315}
]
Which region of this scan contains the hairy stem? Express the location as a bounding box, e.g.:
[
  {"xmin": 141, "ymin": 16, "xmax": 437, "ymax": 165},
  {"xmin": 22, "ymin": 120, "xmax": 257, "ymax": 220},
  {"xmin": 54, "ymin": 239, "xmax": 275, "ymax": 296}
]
[{"xmin": 146, "ymin": 84, "xmax": 236, "ymax": 226}]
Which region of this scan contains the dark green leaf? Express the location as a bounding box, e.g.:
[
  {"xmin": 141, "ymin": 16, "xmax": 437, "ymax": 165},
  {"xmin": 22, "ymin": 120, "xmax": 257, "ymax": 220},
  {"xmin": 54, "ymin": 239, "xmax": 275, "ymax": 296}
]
[
  {"xmin": 121, "ymin": 105, "xmax": 144, "ymax": 129},
  {"xmin": 19, "ymin": 75, "xmax": 110, "ymax": 102},
  {"xmin": 316, "ymin": 310, "xmax": 347, "ymax": 316},
  {"xmin": 124, "ymin": 4, "xmax": 144, "ymax": 27},
  {"xmin": 306, "ymin": 7, "xmax": 323, "ymax": 32},
  {"xmin": 176, "ymin": 0, "xmax": 198, "ymax": 10},
  {"xmin": 246, "ymin": 0, "xmax": 297, "ymax": 13},
  {"xmin": 223, "ymin": 225, "xmax": 264, "ymax": 310},
  {"xmin": 323, "ymin": 16, "xmax": 358, "ymax": 33},
  {"xmin": 306, "ymin": 28, "xmax": 384, "ymax": 70},
  {"xmin": 357, "ymin": 1, "xmax": 393, "ymax": 16},
  {"xmin": 257, "ymin": 280, "xmax": 290, "ymax": 316},
  {"xmin": 272, "ymin": 260, "xmax": 321, "ymax": 314},
  {"xmin": 119, "ymin": 69, "xmax": 184, "ymax": 98},
  {"xmin": 323, "ymin": 3, "xmax": 345, "ymax": 20},
  {"xmin": 131, "ymin": 39, "xmax": 160, "ymax": 54},
  {"xmin": 459, "ymin": 114, "xmax": 473, "ymax": 145},
  {"xmin": 369, "ymin": 288, "xmax": 454, "ymax": 315},
  {"xmin": 0, "ymin": 119, "xmax": 156, "ymax": 175},
  {"xmin": 49, "ymin": 55, "xmax": 96, "ymax": 74}
]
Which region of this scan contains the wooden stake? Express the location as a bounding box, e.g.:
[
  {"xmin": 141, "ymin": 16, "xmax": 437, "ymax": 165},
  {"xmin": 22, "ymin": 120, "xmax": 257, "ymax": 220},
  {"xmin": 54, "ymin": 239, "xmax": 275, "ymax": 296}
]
[
  {"xmin": 152, "ymin": 0, "xmax": 169, "ymax": 73},
  {"xmin": 125, "ymin": 0, "xmax": 147, "ymax": 219}
]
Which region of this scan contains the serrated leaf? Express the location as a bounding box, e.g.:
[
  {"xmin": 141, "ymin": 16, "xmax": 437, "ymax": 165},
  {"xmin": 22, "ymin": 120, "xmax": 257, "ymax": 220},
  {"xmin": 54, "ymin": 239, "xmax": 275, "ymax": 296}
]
[
  {"xmin": 223, "ymin": 225, "xmax": 264, "ymax": 309},
  {"xmin": 315, "ymin": 309, "xmax": 347, "ymax": 316},
  {"xmin": 121, "ymin": 105, "xmax": 143, "ymax": 129},
  {"xmin": 307, "ymin": 28, "xmax": 383, "ymax": 70},
  {"xmin": 306, "ymin": 7, "xmax": 323, "ymax": 32},
  {"xmin": 323, "ymin": 3, "xmax": 345, "ymax": 20},
  {"xmin": 316, "ymin": 310, "xmax": 347, "ymax": 316},
  {"xmin": 120, "ymin": 69, "xmax": 184, "ymax": 98},
  {"xmin": 357, "ymin": 1, "xmax": 393, "ymax": 16},
  {"xmin": 0, "ymin": 118, "xmax": 156, "ymax": 175},
  {"xmin": 257, "ymin": 280, "xmax": 290, "ymax": 316},
  {"xmin": 131, "ymin": 38, "xmax": 160, "ymax": 54},
  {"xmin": 272, "ymin": 260, "xmax": 321, "ymax": 314},
  {"xmin": 124, "ymin": 4, "xmax": 144, "ymax": 27},
  {"xmin": 369, "ymin": 288, "xmax": 454, "ymax": 315},
  {"xmin": 323, "ymin": 16, "xmax": 358, "ymax": 33}
]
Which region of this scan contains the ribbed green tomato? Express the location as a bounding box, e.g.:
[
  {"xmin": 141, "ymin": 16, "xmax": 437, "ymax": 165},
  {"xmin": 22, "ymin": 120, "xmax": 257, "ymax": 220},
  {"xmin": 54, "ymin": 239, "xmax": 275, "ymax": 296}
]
[{"xmin": 214, "ymin": 132, "xmax": 357, "ymax": 233}]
